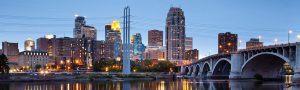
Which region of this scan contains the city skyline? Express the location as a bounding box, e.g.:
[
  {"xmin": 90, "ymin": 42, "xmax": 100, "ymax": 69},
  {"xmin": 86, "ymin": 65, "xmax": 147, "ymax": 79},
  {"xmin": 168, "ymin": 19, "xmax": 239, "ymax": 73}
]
[{"xmin": 1, "ymin": 0, "xmax": 300, "ymax": 59}]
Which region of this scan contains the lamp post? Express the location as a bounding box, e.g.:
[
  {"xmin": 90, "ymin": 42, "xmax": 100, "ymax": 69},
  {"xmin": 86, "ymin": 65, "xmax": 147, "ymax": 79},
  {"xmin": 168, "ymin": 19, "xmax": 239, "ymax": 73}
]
[
  {"xmin": 274, "ymin": 38, "xmax": 278, "ymax": 45},
  {"xmin": 297, "ymin": 35, "xmax": 300, "ymax": 42},
  {"xmin": 258, "ymin": 35, "xmax": 262, "ymax": 41},
  {"xmin": 238, "ymin": 40, "xmax": 242, "ymax": 49},
  {"xmin": 288, "ymin": 30, "xmax": 293, "ymax": 45}
]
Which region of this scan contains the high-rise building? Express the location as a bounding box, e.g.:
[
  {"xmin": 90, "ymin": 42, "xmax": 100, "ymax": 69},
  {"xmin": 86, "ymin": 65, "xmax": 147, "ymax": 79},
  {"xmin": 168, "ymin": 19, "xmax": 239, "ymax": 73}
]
[
  {"xmin": 104, "ymin": 21, "xmax": 122, "ymax": 60},
  {"xmin": 37, "ymin": 34, "xmax": 55, "ymax": 57},
  {"xmin": 246, "ymin": 38, "xmax": 263, "ymax": 49},
  {"xmin": 148, "ymin": 30, "xmax": 163, "ymax": 47},
  {"xmin": 166, "ymin": 7, "xmax": 186, "ymax": 62},
  {"xmin": 185, "ymin": 49, "xmax": 199, "ymax": 61},
  {"xmin": 218, "ymin": 32, "xmax": 238, "ymax": 54},
  {"xmin": 74, "ymin": 16, "xmax": 86, "ymax": 38},
  {"xmin": 131, "ymin": 33, "xmax": 146, "ymax": 61},
  {"xmin": 185, "ymin": 37, "xmax": 193, "ymax": 50},
  {"xmin": 2, "ymin": 41, "xmax": 19, "ymax": 62},
  {"xmin": 24, "ymin": 37, "xmax": 35, "ymax": 51}
]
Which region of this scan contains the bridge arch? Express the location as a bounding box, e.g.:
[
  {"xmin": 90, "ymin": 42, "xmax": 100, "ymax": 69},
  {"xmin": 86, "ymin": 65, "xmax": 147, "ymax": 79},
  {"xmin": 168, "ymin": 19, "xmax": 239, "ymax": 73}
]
[
  {"xmin": 194, "ymin": 64, "xmax": 201, "ymax": 76},
  {"xmin": 212, "ymin": 58, "xmax": 231, "ymax": 78},
  {"xmin": 201, "ymin": 62, "xmax": 211, "ymax": 77},
  {"xmin": 241, "ymin": 52, "xmax": 291, "ymax": 79},
  {"xmin": 183, "ymin": 66, "xmax": 189, "ymax": 75}
]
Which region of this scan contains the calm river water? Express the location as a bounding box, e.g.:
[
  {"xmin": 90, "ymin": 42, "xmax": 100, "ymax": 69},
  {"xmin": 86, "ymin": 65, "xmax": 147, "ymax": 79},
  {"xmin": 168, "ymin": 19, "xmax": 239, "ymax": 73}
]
[{"xmin": 1, "ymin": 79, "xmax": 300, "ymax": 90}]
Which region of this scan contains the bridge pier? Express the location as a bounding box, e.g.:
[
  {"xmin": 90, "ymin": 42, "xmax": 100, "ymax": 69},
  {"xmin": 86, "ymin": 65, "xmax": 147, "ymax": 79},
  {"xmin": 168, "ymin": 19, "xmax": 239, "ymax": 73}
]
[
  {"xmin": 207, "ymin": 71, "xmax": 213, "ymax": 78},
  {"xmin": 229, "ymin": 53, "xmax": 243, "ymax": 79},
  {"xmin": 293, "ymin": 44, "xmax": 300, "ymax": 82}
]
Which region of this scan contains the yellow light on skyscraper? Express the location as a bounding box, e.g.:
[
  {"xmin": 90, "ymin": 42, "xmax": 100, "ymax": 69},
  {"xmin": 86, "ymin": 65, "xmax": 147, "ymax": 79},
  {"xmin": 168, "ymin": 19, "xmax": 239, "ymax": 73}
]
[{"xmin": 111, "ymin": 20, "xmax": 121, "ymax": 32}]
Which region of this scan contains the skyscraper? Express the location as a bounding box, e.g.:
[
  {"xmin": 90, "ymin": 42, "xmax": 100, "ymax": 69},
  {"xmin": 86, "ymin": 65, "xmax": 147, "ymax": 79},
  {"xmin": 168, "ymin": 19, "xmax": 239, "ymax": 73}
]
[
  {"xmin": 104, "ymin": 21, "xmax": 122, "ymax": 60},
  {"xmin": 166, "ymin": 7, "xmax": 185, "ymax": 62},
  {"xmin": 246, "ymin": 38, "xmax": 263, "ymax": 49},
  {"xmin": 185, "ymin": 37, "xmax": 193, "ymax": 51},
  {"xmin": 132, "ymin": 33, "xmax": 146, "ymax": 61},
  {"xmin": 24, "ymin": 37, "xmax": 35, "ymax": 51},
  {"xmin": 73, "ymin": 16, "xmax": 86, "ymax": 38},
  {"xmin": 218, "ymin": 32, "xmax": 238, "ymax": 54},
  {"xmin": 148, "ymin": 30, "xmax": 163, "ymax": 47}
]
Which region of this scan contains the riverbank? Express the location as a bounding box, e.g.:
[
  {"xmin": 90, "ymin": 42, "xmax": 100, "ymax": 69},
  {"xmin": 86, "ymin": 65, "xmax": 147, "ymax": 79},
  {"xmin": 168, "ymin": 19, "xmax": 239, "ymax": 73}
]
[{"xmin": 0, "ymin": 72, "xmax": 176, "ymax": 82}]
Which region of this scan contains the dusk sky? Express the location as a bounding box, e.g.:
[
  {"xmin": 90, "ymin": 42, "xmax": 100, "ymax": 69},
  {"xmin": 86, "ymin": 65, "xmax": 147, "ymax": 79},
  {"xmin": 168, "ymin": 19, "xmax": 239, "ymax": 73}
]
[{"xmin": 1, "ymin": 0, "xmax": 300, "ymax": 58}]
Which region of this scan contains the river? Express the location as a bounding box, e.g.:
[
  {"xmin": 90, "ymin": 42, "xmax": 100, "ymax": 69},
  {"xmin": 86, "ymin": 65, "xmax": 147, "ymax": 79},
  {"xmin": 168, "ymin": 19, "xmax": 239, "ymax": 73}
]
[{"xmin": 1, "ymin": 78, "xmax": 300, "ymax": 90}]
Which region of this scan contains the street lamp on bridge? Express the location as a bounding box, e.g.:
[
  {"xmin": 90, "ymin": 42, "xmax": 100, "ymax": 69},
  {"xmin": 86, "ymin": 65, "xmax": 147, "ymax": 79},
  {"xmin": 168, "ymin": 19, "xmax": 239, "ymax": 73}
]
[
  {"xmin": 274, "ymin": 38, "xmax": 278, "ymax": 45},
  {"xmin": 288, "ymin": 29, "xmax": 293, "ymax": 45},
  {"xmin": 297, "ymin": 35, "xmax": 300, "ymax": 42}
]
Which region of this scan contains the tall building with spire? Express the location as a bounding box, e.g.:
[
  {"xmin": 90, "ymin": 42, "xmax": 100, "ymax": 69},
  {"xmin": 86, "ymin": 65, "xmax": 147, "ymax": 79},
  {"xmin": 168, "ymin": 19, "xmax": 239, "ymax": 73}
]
[{"xmin": 166, "ymin": 7, "xmax": 186, "ymax": 63}]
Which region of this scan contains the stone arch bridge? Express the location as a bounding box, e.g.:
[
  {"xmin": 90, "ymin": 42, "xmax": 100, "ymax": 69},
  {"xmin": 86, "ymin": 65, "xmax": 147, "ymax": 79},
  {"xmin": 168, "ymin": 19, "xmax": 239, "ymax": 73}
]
[{"xmin": 181, "ymin": 43, "xmax": 300, "ymax": 80}]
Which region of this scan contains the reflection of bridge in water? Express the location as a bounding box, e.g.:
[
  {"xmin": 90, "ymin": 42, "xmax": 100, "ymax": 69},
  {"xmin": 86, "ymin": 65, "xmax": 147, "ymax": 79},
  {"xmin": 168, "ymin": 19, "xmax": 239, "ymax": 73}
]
[
  {"xmin": 3, "ymin": 79, "xmax": 298, "ymax": 90},
  {"xmin": 181, "ymin": 42, "xmax": 300, "ymax": 81}
]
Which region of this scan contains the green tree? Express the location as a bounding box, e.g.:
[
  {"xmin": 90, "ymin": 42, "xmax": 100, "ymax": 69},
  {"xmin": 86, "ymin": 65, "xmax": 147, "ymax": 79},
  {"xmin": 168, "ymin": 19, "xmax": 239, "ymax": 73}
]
[
  {"xmin": 34, "ymin": 64, "xmax": 42, "ymax": 72},
  {"xmin": 153, "ymin": 61, "xmax": 176, "ymax": 72},
  {"xmin": 0, "ymin": 54, "xmax": 10, "ymax": 74},
  {"xmin": 140, "ymin": 59, "xmax": 153, "ymax": 72}
]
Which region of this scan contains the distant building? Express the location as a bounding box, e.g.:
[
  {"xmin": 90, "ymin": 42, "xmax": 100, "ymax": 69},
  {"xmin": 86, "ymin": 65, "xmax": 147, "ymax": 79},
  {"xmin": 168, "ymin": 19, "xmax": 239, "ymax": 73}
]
[
  {"xmin": 24, "ymin": 37, "xmax": 35, "ymax": 51},
  {"xmin": 185, "ymin": 37, "xmax": 193, "ymax": 50},
  {"xmin": 2, "ymin": 41, "xmax": 19, "ymax": 63},
  {"xmin": 148, "ymin": 30, "xmax": 163, "ymax": 47},
  {"xmin": 104, "ymin": 21, "xmax": 122, "ymax": 60},
  {"xmin": 73, "ymin": 16, "xmax": 86, "ymax": 38},
  {"xmin": 166, "ymin": 7, "xmax": 186, "ymax": 63},
  {"xmin": 37, "ymin": 35, "xmax": 99, "ymax": 69},
  {"xmin": 143, "ymin": 46, "xmax": 165, "ymax": 61},
  {"xmin": 80, "ymin": 25, "xmax": 97, "ymax": 39},
  {"xmin": 185, "ymin": 49, "xmax": 199, "ymax": 61},
  {"xmin": 93, "ymin": 40, "xmax": 105, "ymax": 61},
  {"xmin": 0, "ymin": 49, "xmax": 2, "ymax": 55},
  {"xmin": 218, "ymin": 32, "xmax": 238, "ymax": 54},
  {"xmin": 131, "ymin": 33, "xmax": 146, "ymax": 61},
  {"xmin": 246, "ymin": 38, "xmax": 263, "ymax": 49},
  {"xmin": 18, "ymin": 50, "xmax": 49, "ymax": 69}
]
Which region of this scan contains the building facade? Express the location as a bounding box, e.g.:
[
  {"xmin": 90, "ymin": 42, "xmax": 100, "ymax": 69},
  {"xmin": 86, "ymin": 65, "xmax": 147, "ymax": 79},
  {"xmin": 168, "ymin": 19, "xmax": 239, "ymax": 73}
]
[
  {"xmin": 24, "ymin": 37, "xmax": 35, "ymax": 51},
  {"xmin": 73, "ymin": 16, "xmax": 86, "ymax": 38},
  {"xmin": 143, "ymin": 46, "xmax": 165, "ymax": 61},
  {"xmin": 37, "ymin": 35, "xmax": 100, "ymax": 69},
  {"xmin": 166, "ymin": 7, "xmax": 186, "ymax": 63},
  {"xmin": 2, "ymin": 41, "xmax": 19, "ymax": 63},
  {"xmin": 185, "ymin": 49, "xmax": 199, "ymax": 61},
  {"xmin": 218, "ymin": 32, "xmax": 238, "ymax": 54},
  {"xmin": 18, "ymin": 50, "xmax": 49, "ymax": 70},
  {"xmin": 104, "ymin": 21, "xmax": 122, "ymax": 60},
  {"xmin": 246, "ymin": 38, "xmax": 263, "ymax": 49},
  {"xmin": 185, "ymin": 37, "xmax": 193, "ymax": 50},
  {"xmin": 80, "ymin": 25, "xmax": 97, "ymax": 39},
  {"xmin": 132, "ymin": 33, "xmax": 146, "ymax": 61},
  {"xmin": 148, "ymin": 30, "xmax": 163, "ymax": 47}
]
